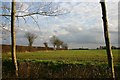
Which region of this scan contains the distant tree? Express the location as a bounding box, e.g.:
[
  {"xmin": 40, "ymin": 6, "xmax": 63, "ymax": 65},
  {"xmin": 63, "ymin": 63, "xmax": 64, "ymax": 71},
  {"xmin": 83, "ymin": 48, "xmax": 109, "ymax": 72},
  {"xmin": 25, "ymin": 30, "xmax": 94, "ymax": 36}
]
[
  {"xmin": 50, "ymin": 35, "xmax": 63, "ymax": 50},
  {"xmin": 43, "ymin": 42, "xmax": 48, "ymax": 51},
  {"xmin": 50, "ymin": 36, "xmax": 57, "ymax": 50},
  {"xmin": 56, "ymin": 39, "xmax": 63, "ymax": 49},
  {"xmin": 111, "ymin": 46, "xmax": 117, "ymax": 49},
  {"xmin": 61, "ymin": 43, "xmax": 68, "ymax": 50},
  {"xmin": 24, "ymin": 32, "xmax": 37, "ymax": 47}
]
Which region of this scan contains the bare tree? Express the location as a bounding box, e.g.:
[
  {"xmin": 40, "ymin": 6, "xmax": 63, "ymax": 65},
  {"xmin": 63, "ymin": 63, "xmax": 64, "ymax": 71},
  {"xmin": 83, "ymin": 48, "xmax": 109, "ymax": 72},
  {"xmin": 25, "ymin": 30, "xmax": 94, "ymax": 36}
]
[
  {"xmin": 50, "ymin": 35, "xmax": 57, "ymax": 50},
  {"xmin": 0, "ymin": 22, "xmax": 10, "ymax": 39},
  {"xmin": 50, "ymin": 35, "xmax": 63, "ymax": 50},
  {"xmin": 100, "ymin": 0, "xmax": 115, "ymax": 79},
  {"xmin": 24, "ymin": 32, "xmax": 37, "ymax": 47},
  {"xmin": 56, "ymin": 39, "xmax": 63, "ymax": 49},
  {"xmin": 62, "ymin": 43, "xmax": 68, "ymax": 50},
  {"xmin": 0, "ymin": 1, "xmax": 68, "ymax": 77},
  {"xmin": 43, "ymin": 42, "xmax": 48, "ymax": 51}
]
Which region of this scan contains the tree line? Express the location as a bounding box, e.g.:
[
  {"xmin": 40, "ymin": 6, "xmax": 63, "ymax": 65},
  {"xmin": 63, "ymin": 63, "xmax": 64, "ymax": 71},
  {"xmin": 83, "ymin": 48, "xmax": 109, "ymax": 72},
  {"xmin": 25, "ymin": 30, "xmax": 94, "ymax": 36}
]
[{"xmin": 24, "ymin": 32, "xmax": 68, "ymax": 50}]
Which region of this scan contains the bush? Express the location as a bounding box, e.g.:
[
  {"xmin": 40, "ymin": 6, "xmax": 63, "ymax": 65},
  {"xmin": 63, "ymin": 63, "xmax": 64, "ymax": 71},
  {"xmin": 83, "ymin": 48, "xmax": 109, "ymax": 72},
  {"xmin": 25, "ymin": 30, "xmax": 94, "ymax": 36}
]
[{"xmin": 2, "ymin": 59, "xmax": 120, "ymax": 79}]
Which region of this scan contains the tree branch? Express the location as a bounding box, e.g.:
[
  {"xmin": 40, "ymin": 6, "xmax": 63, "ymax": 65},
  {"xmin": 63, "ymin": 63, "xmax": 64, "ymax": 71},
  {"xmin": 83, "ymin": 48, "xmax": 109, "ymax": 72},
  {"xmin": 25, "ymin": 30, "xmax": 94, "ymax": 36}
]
[
  {"xmin": 30, "ymin": 15, "xmax": 40, "ymax": 30},
  {"xmin": 0, "ymin": 10, "xmax": 69, "ymax": 17}
]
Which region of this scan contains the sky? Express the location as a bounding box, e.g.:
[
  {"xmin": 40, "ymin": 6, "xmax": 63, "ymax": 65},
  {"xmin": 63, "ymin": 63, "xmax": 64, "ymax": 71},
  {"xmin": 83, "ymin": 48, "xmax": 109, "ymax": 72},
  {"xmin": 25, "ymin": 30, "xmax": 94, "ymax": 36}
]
[{"xmin": 0, "ymin": 1, "xmax": 119, "ymax": 49}]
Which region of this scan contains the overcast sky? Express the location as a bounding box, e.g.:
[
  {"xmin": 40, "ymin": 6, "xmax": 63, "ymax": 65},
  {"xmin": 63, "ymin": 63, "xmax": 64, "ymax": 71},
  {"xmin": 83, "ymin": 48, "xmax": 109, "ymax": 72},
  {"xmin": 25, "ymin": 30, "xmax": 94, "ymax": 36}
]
[{"xmin": 1, "ymin": 1, "xmax": 119, "ymax": 49}]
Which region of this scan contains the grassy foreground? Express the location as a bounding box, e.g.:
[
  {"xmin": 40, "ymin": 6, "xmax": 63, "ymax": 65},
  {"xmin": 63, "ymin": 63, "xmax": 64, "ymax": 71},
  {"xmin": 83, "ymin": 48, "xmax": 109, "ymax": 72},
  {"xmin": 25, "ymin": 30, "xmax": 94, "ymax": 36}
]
[
  {"xmin": 2, "ymin": 50, "xmax": 120, "ymax": 78},
  {"xmin": 2, "ymin": 49, "xmax": 119, "ymax": 64}
]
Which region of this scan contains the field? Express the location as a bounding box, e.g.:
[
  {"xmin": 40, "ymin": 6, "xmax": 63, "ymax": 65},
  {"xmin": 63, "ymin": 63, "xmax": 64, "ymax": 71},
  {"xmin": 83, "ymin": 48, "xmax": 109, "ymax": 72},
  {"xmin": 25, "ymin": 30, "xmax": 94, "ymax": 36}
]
[
  {"xmin": 2, "ymin": 49, "xmax": 120, "ymax": 79},
  {"xmin": 2, "ymin": 49, "xmax": 119, "ymax": 63}
]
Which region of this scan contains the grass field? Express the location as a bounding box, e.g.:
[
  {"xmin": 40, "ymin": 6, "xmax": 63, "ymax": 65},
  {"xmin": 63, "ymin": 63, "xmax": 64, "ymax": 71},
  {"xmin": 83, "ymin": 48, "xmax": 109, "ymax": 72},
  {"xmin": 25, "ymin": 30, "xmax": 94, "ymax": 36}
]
[
  {"xmin": 2, "ymin": 49, "xmax": 120, "ymax": 78},
  {"xmin": 2, "ymin": 49, "xmax": 119, "ymax": 64}
]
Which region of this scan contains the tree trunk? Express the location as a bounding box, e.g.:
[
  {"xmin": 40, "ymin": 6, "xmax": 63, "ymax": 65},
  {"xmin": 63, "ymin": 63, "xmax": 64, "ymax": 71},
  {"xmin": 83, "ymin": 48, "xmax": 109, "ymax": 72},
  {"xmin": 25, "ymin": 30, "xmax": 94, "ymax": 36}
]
[
  {"xmin": 11, "ymin": 0, "xmax": 18, "ymax": 77},
  {"xmin": 28, "ymin": 42, "xmax": 32, "ymax": 52},
  {"xmin": 53, "ymin": 45, "xmax": 56, "ymax": 50},
  {"xmin": 100, "ymin": 0, "xmax": 115, "ymax": 79},
  {"xmin": 44, "ymin": 42, "xmax": 48, "ymax": 51}
]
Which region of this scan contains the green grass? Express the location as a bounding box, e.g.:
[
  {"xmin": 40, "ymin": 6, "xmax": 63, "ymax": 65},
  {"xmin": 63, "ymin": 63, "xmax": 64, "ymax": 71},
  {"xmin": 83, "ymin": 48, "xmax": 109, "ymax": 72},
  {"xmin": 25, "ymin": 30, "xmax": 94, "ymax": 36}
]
[
  {"xmin": 2, "ymin": 49, "xmax": 119, "ymax": 64},
  {"xmin": 2, "ymin": 50, "xmax": 120, "ymax": 78}
]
